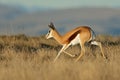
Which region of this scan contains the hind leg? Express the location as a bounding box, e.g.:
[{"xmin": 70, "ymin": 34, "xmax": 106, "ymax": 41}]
[
  {"xmin": 75, "ymin": 43, "xmax": 85, "ymax": 62},
  {"xmin": 91, "ymin": 40, "xmax": 105, "ymax": 58}
]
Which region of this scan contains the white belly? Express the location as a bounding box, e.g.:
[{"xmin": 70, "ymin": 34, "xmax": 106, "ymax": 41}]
[{"xmin": 70, "ymin": 34, "xmax": 80, "ymax": 45}]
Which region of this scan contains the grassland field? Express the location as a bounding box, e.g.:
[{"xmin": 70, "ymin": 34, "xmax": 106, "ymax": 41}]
[{"xmin": 0, "ymin": 34, "xmax": 120, "ymax": 80}]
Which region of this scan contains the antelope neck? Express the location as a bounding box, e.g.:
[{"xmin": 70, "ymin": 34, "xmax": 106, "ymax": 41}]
[{"xmin": 53, "ymin": 30, "xmax": 63, "ymax": 44}]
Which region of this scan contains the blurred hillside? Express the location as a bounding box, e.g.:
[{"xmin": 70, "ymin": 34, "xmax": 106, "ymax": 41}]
[{"xmin": 0, "ymin": 4, "xmax": 120, "ymax": 36}]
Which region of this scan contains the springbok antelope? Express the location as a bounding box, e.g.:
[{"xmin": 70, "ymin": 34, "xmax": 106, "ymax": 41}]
[{"xmin": 46, "ymin": 22, "xmax": 105, "ymax": 62}]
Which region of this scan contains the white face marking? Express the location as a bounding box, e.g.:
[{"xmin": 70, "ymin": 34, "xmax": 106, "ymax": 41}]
[
  {"xmin": 46, "ymin": 29, "xmax": 53, "ymax": 39},
  {"xmin": 70, "ymin": 34, "xmax": 80, "ymax": 45}
]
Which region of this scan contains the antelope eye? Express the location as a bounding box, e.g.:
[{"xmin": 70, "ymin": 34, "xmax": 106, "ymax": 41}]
[{"xmin": 48, "ymin": 30, "xmax": 50, "ymax": 33}]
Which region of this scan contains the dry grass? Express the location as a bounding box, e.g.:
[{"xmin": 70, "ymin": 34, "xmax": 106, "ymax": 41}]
[{"xmin": 0, "ymin": 34, "xmax": 120, "ymax": 80}]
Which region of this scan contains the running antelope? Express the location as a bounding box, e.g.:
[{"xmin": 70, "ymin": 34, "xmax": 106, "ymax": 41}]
[{"xmin": 46, "ymin": 22, "xmax": 105, "ymax": 62}]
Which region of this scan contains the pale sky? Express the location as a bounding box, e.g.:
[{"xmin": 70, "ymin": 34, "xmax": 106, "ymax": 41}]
[{"xmin": 0, "ymin": 0, "xmax": 120, "ymax": 9}]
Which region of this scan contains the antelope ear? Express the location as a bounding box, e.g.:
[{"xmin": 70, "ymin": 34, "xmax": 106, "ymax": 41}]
[{"xmin": 48, "ymin": 22, "xmax": 55, "ymax": 30}]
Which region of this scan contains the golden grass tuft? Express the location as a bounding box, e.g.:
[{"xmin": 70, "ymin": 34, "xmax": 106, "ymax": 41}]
[{"xmin": 0, "ymin": 34, "xmax": 120, "ymax": 80}]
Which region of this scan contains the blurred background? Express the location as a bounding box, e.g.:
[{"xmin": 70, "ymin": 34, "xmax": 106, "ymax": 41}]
[{"xmin": 0, "ymin": 0, "xmax": 120, "ymax": 36}]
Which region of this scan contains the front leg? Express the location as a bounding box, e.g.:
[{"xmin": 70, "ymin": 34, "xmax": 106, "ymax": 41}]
[
  {"xmin": 63, "ymin": 51, "xmax": 76, "ymax": 57},
  {"xmin": 54, "ymin": 44, "xmax": 67, "ymax": 62}
]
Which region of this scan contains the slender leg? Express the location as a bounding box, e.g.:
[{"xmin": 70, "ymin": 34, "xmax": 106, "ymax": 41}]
[
  {"xmin": 54, "ymin": 51, "xmax": 62, "ymax": 62},
  {"xmin": 91, "ymin": 41, "xmax": 105, "ymax": 58},
  {"xmin": 63, "ymin": 51, "xmax": 76, "ymax": 57},
  {"xmin": 75, "ymin": 44, "xmax": 85, "ymax": 62},
  {"xmin": 63, "ymin": 43, "xmax": 76, "ymax": 57},
  {"xmin": 54, "ymin": 43, "xmax": 77, "ymax": 62},
  {"xmin": 54, "ymin": 44, "xmax": 68, "ymax": 62}
]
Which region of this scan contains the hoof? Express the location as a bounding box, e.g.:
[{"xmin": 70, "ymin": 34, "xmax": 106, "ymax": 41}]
[
  {"xmin": 74, "ymin": 54, "xmax": 78, "ymax": 57},
  {"xmin": 71, "ymin": 54, "xmax": 78, "ymax": 57}
]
